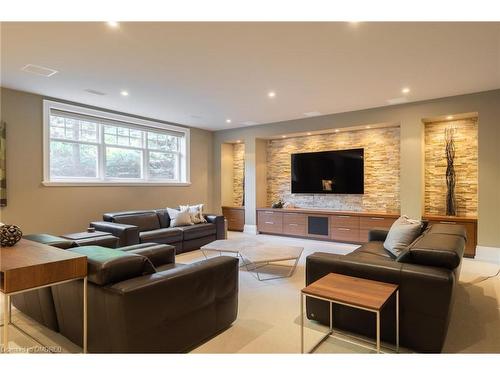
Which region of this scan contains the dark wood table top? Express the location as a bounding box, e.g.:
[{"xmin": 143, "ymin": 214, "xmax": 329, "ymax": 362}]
[
  {"xmin": 1, "ymin": 239, "xmax": 87, "ymax": 293},
  {"xmin": 302, "ymin": 273, "xmax": 398, "ymax": 311}
]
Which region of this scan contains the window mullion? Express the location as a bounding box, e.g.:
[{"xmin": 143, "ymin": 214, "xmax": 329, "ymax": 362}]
[{"xmin": 99, "ymin": 123, "xmax": 105, "ymax": 181}]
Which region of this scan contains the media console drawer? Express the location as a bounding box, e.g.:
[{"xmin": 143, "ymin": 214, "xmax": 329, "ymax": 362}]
[
  {"xmin": 257, "ymin": 211, "xmax": 283, "ymax": 234},
  {"xmin": 283, "ymin": 213, "xmax": 307, "ymax": 236},
  {"xmin": 331, "ymin": 215, "xmax": 359, "ymax": 228},
  {"xmin": 331, "ymin": 227, "xmax": 360, "ymax": 242}
]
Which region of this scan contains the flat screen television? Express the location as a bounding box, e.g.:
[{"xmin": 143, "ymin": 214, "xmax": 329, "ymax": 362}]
[{"xmin": 291, "ymin": 148, "xmax": 364, "ymax": 194}]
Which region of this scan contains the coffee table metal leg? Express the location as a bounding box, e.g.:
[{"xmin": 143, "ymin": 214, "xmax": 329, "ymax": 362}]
[{"xmin": 376, "ymin": 311, "xmax": 380, "ymax": 353}]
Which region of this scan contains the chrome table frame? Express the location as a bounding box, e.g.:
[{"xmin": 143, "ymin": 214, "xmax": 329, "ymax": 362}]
[
  {"xmin": 1, "ymin": 276, "xmax": 88, "ymax": 354},
  {"xmin": 243, "ymin": 255, "xmax": 301, "ymax": 281},
  {"xmin": 300, "ymin": 289, "xmax": 399, "ymax": 354}
]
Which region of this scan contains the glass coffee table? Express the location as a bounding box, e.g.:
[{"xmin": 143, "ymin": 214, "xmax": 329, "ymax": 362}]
[
  {"xmin": 239, "ymin": 245, "xmax": 303, "ymax": 281},
  {"xmin": 200, "ymin": 238, "xmax": 264, "ymax": 263}
]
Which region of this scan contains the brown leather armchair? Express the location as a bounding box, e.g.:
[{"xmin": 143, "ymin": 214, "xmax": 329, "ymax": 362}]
[{"xmin": 13, "ymin": 242, "xmax": 239, "ymax": 353}]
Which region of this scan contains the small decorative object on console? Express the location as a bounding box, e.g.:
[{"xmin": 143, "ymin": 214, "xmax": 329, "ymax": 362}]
[
  {"xmin": 0, "ymin": 224, "xmax": 23, "ymax": 247},
  {"xmin": 283, "ymin": 202, "xmax": 296, "ymax": 209},
  {"xmin": 271, "ymin": 200, "xmax": 284, "ymax": 209}
]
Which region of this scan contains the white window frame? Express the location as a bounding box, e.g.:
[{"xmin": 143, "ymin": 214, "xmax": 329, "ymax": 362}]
[{"xmin": 42, "ymin": 100, "xmax": 191, "ymax": 186}]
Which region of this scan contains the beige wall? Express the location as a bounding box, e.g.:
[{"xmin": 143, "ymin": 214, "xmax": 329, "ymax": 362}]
[
  {"xmin": 213, "ymin": 89, "xmax": 500, "ymax": 248},
  {"xmin": 266, "ymin": 127, "xmax": 400, "ymax": 211},
  {"xmin": 0, "ymin": 88, "xmax": 214, "ymax": 234}
]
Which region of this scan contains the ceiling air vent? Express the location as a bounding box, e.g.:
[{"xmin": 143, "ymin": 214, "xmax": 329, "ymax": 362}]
[
  {"xmin": 84, "ymin": 89, "xmax": 106, "ymax": 96},
  {"xmin": 240, "ymin": 121, "xmax": 258, "ymax": 126},
  {"xmin": 303, "ymin": 111, "xmax": 322, "ymax": 117},
  {"xmin": 21, "ymin": 64, "xmax": 58, "ymax": 77}
]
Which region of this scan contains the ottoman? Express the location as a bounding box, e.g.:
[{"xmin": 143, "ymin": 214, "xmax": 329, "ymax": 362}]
[{"xmin": 61, "ymin": 231, "xmax": 120, "ymax": 248}]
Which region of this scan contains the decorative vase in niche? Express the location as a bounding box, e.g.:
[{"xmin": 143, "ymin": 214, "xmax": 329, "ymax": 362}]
[
  {"xmin": 444, "ymin": 126, "xmax": 457, "ymax": 216},
  {"xmin": 0, "ymin": 224, "xmax": 23, "ymax": 247}
]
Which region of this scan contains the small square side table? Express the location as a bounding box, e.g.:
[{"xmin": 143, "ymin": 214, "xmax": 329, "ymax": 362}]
[{"xmin": 301, "ymin": 273, "xmax": 399, "ymax": 354}]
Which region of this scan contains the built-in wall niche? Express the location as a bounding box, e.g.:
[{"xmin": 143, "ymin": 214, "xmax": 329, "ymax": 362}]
[
  {"xmin": 424, "ymin": 116, "xmax": 478, "ymax": 217},
  {"xmin": 220, "ymin": 142, "xmax": 245, "ymax": 207},
  {"xmin": 266, "ymin": 126, "xmax": 401, "ymax": 212}
]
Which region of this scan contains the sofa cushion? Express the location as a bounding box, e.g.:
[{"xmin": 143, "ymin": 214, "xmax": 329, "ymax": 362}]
[
  {"xmin": 139, "ymin": 227, "xmax": 183, "ymax": 244},
  {"xmin": 23, "ymin": 233, "xmax": 76, "ymax": 249},
  {"xmin": 383, "ymin": 215, "xmax": 423, "ymax": 257},
  {"xmin": 154, "ymin": 209, "xmax": 171, "ymax": 228},
  {"xmin": 176, "ymin": 223, "xmax": 216, "ymax": 241},
  {"xmin": 349, "ymin": 241, "xmax": 395, "ymax": 260},
  {"xmin": 106, "ymin": 211, "xmax": 161, "ymax": 232},
  {"xmin": 120, "ymin": 243, "xmax": 175, "ymax": 268},
  {"xmin": 427, "ymin": 223, "xmax": 467, "ymax": 240},
  {"xmin": 70, "ymin": 246, "xmax": 155, "ymax": 286},
  {"xmin": 399, "ymin": 232, "xmax": 465, "ymax": 270}
]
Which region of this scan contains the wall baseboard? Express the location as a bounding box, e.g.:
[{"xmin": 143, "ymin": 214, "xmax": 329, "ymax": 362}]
[
  {"xmin": 243, "ymin": 224, "xmax": 258, "ymax": 235},
  {"xmin": 475, "ymin": 246, "xmax": 500, "ymax": 264}
]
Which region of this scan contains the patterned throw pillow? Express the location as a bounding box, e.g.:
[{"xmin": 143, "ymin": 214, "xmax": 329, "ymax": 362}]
[
  {"xmin": 167, "ymin": 207, "xmax": 193, "ymax": 227},
  {"xmin": 180, "ymin": 204, "xmax": 207, "ymax": 224}
]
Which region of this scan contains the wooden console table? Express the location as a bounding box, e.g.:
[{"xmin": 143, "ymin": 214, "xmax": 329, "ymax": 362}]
[
  {"xmin": 256, "ymin": 208, "xmax": 399, "ymax": 244},
  {"xmin": 0, "ymin": 239, "xmax": 87, "ymax": 353},
  {"xmin": 422, "ymin": 214, "xmax": 477, "ymax": 258}
]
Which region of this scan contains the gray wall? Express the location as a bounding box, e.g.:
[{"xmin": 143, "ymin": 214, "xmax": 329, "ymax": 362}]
[
  {"xmin": 0, "ymin": 87, "xmax": 214, "ymax": 234},
  {"xmin": 213, "ymin": 89, "xmax": 500, "ymax": 248}
]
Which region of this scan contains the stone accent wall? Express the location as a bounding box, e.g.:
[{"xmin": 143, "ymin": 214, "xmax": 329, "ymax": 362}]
[
  {"xmin": 424, "ymin": 118, "xmax": 478, "ymax": 216},
  {"xmin": 232, "ymin": 143, "xmax": 245, "ymax": 206},
  {"xmin": 267, "ymin": 127, "xmax": 400, "ymax": 211}
]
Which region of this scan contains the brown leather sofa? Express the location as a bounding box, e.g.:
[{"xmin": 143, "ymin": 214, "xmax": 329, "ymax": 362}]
[
  {"xmin": 90, "ymin": 209, "xmax": 225, "ymax": 253},
  {"xmin": 13, "ymin": 241, "xmax": 239, "ymax": 353},
  {"xmin": 305, "ymin": 223, "xmax": 466, "ymax": 353}
]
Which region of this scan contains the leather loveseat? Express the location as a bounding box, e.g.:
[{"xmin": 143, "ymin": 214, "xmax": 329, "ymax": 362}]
[
  {"xmin": 90, "ymin": 209, "xmax": 225, "ymax": 253},
  {"xmin": 13, "ymin": 241, "xmax": 239, "ymax": 353},
  {"xmin": 305, "ymin": 223, "xmax": 466, "ymax": 353}
]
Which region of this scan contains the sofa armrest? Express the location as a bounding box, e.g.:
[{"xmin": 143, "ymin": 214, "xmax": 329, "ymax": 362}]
[
  {"xmin": 90, "ymin": 221, "xmax": 140, "ymax": 247},
  {"xmin": 368, "ymin": 228, "xmax": 389, "ymax": 242},
  {"xmin": 119, "ymin": 243, "xmax": 175, "ymax": 268},
  {"xmin": 204, "ymin": 214, "xmax": 226, "ymax": 239}
]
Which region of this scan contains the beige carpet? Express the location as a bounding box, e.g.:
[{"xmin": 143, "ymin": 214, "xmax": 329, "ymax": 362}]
[{"xmin": 2, "ymin": 231, "xmax": 499, "ymax": 353}]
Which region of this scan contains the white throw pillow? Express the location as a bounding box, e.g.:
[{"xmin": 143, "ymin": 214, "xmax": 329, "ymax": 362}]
[
  {"xmin": 179, "ymin": 204, "xmax": 207, "ymax": 224},
  {"xmin": 383, "ymin": 215, "xmax": 423, "ymax": 257},
  {"xmin": 167, "ymin": 207, "xmax": 193, "ymax": 227}
]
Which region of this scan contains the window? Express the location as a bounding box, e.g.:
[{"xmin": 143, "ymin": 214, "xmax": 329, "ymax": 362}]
[{"xmin": 43, "ymin": 100, "xmax": 190, "ymax": 185}]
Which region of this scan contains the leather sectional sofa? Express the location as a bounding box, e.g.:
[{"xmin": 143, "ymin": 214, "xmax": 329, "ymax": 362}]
[
  {"xmin": 305, "ymin": 223, "xmax": 466, "ymax": 353},
  {"xmin": 90, "ymin": 209, "xmax": 225, "ymax": 253},
  {"xmin": 13, "ymin": 240, "xmax": 239, "ymax": 353}
]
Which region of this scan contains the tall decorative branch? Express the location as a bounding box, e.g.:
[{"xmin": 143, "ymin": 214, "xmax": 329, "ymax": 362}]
[{"xmin": 445, "ymin": 126, "xmax": 456, "ymax": 216}]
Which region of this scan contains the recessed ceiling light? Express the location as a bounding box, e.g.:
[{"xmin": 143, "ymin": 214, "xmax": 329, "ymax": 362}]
[
  {"xmin": 226, "ymin": 119, "xmax": 232, "ymax": 124},
  {"xmin": 107, "ymin": 21, "xmax": 119, "ymax": 28},
  {"xmin": 236, "ymin": 140, "xmax": 241, "ymax": 143},
  {"xmin": 446, "ymin": 115, "xmax": 454, "ymax": 120},
  {"xmin": 268, "ymin": 91, "xmax": 276, "ymax": 98},
  {"xmin": 334, "ymin": 129, "xmax": 339, "ymax": 133},
  {"xmin": 366, "ymin": 126, "xmax": 371, "ymax": 129},
  {"xmin": 401, "ymin": 87, "xmax": 410, "ymax": 94},
  {"xmin": 281, "ymin": 135, "xmax": 286, "ymax": 138},
  {"xmin": 120, "ymin": 90, "xmax": 129, "ymax": 96},
  {"xmin": 307, "ymin": 132, "xmax": 312, "ymax": 136}
]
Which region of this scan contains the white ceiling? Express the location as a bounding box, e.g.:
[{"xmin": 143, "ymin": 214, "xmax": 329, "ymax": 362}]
[{"xmin": 1, "ymin": 22, "xmax": 500, "ymax": 131}]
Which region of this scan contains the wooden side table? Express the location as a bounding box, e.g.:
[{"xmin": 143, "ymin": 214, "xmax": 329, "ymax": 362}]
[
  {"xmin": 301, "ymin": 273, "xmax": 399, "ymax": 354},
  {"xmin": 0, "ymin": 239, "xmax": 87, "ymax": 353}
]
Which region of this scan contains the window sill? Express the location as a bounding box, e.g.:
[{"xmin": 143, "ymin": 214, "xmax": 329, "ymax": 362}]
[{"xmin": 42, "ymin": 181, "xmax": 192, "ymax": 187}]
